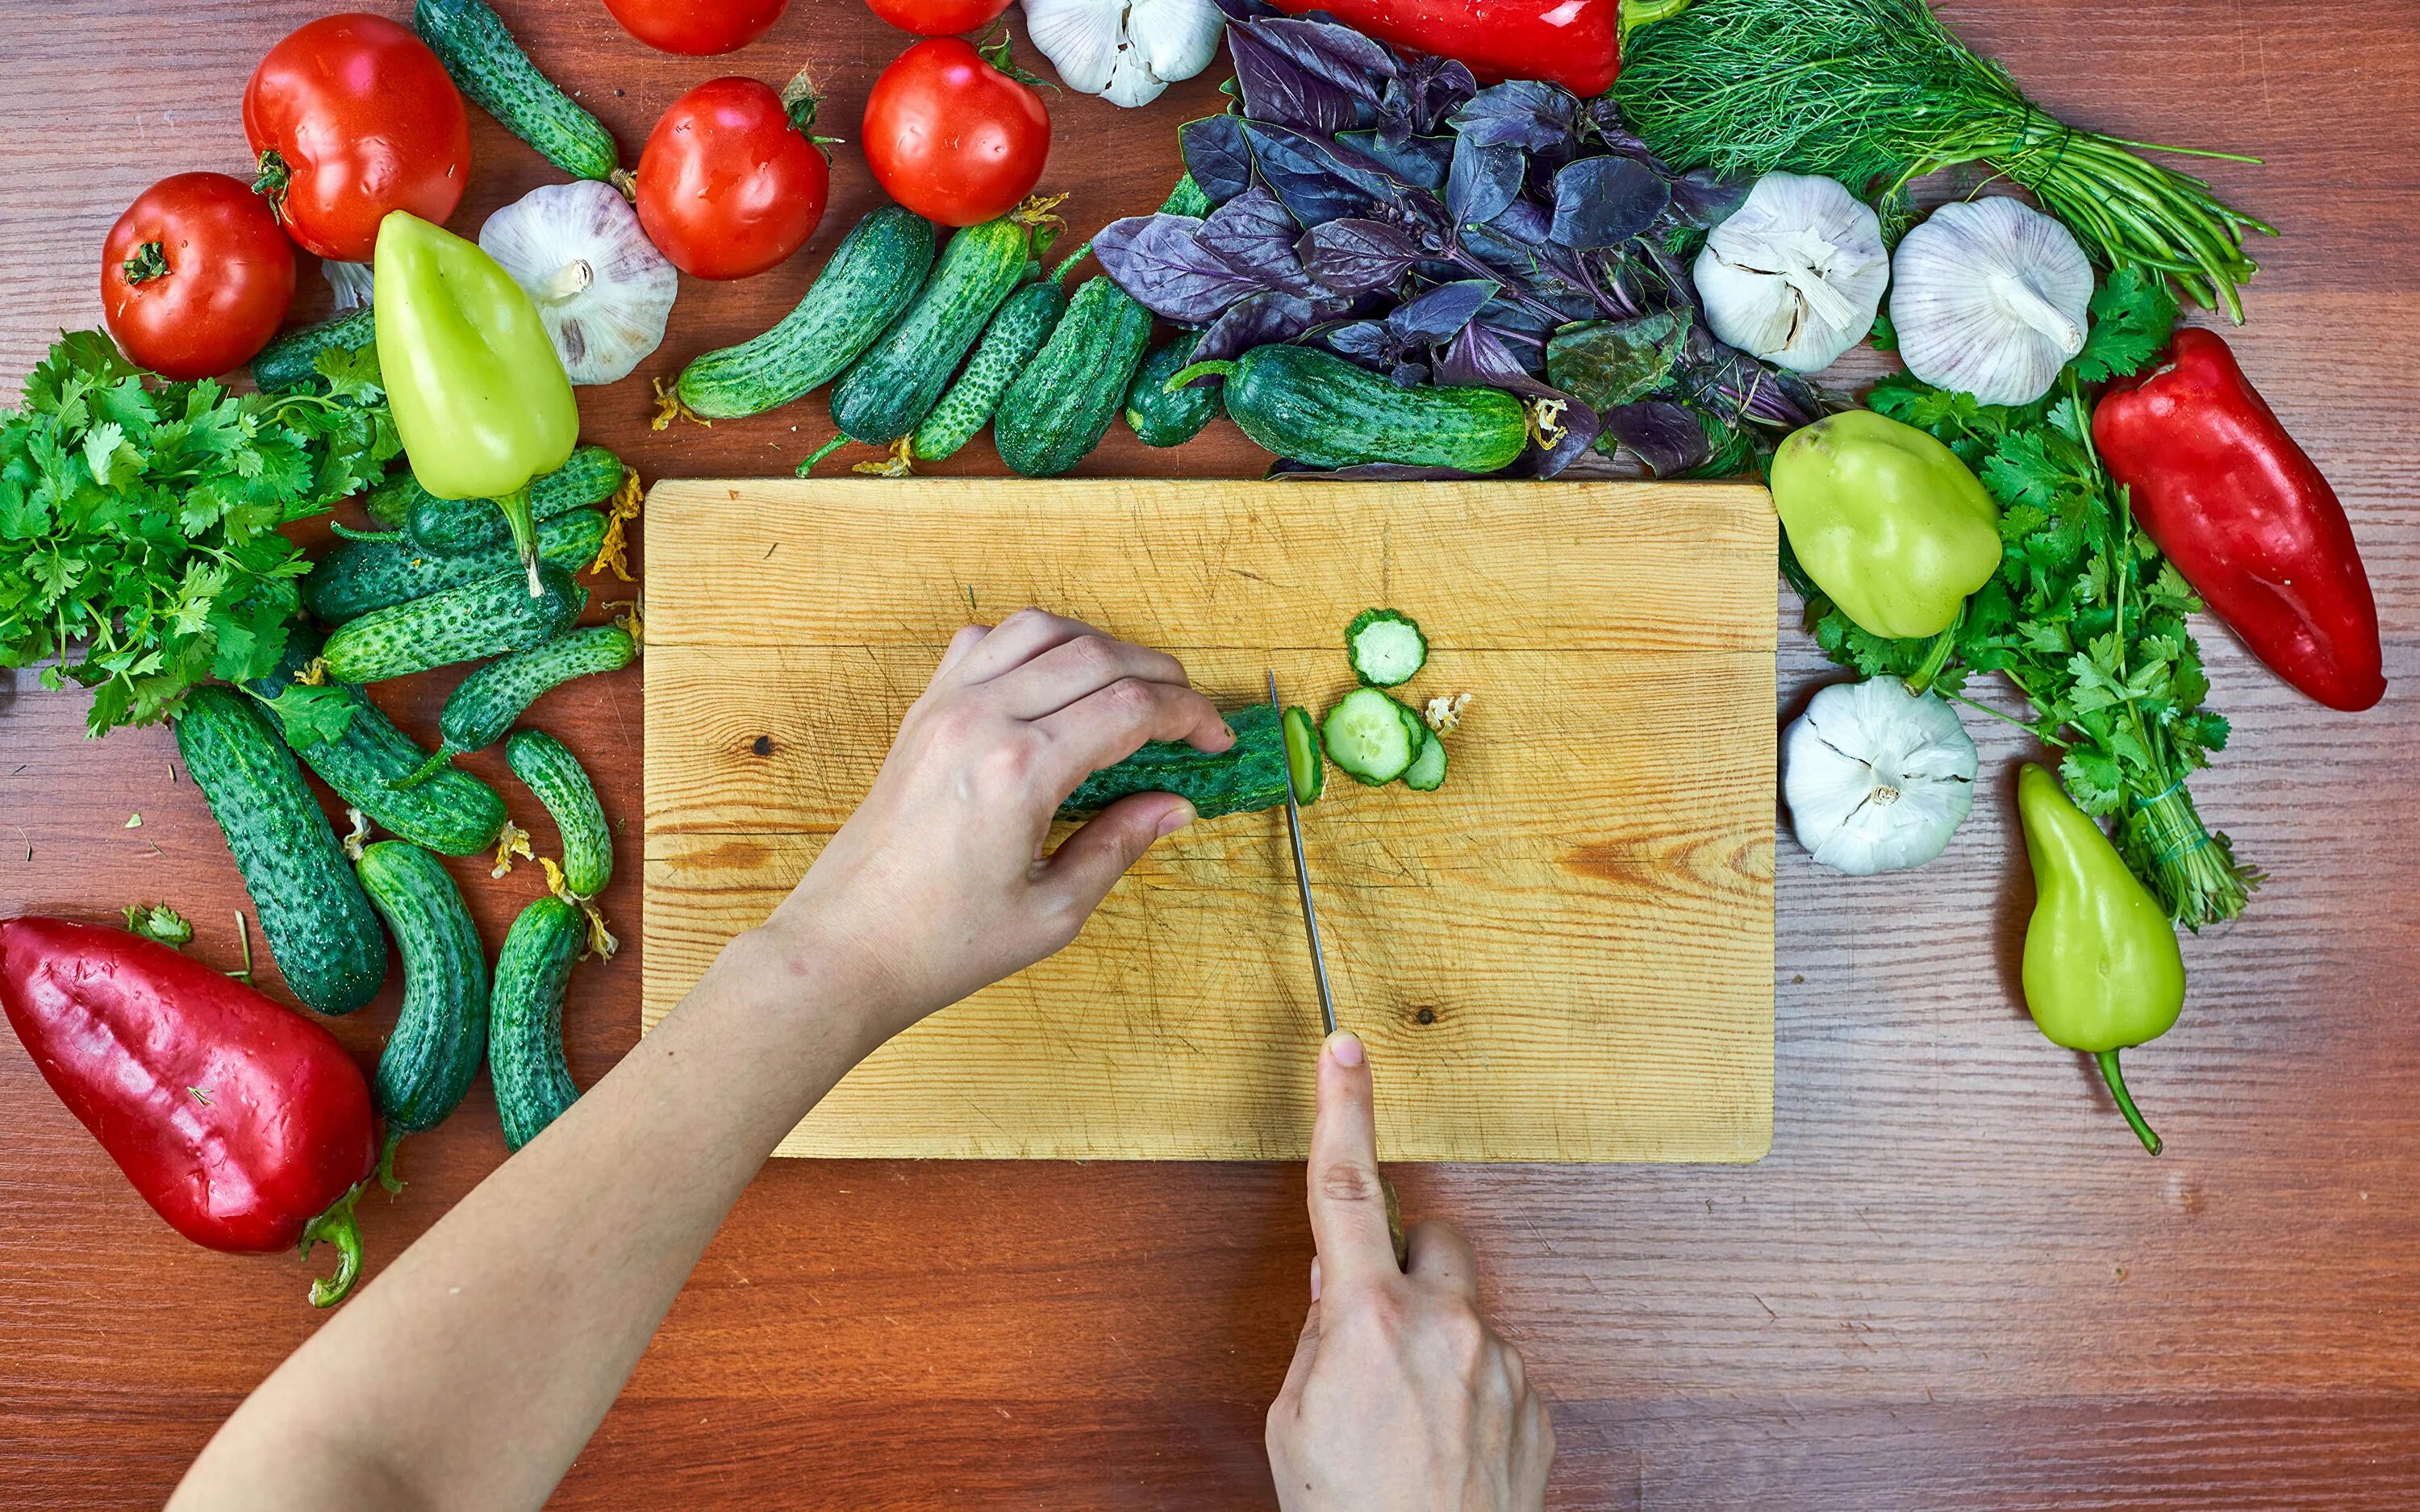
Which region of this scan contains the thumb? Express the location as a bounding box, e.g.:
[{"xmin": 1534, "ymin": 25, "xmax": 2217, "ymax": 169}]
[{"xmin": 1041, "ymin": 792, "xmax": 1195, "ymax": 915}]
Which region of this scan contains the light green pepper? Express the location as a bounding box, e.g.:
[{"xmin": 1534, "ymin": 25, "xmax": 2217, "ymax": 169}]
[{"xmin": 1772, "ymin": 409, "xmax": 2001, "ymax": 641}]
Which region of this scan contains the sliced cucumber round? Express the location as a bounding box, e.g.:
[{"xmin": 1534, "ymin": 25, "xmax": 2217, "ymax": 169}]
[
  {"xmin": 1346, "ymin": 608, "xmax": 1428, "ymax": 687},
  {"xmin": 1283, "ymin": 705, "xmax": 1325, "ymax": 805},
  {"xmin": 1321, "ymin": 687, "xmax": 1418, "ymax": 786},
  {"xmin": 1401, "ymin": 731, "xmax": 1448, "ymax": 792}
]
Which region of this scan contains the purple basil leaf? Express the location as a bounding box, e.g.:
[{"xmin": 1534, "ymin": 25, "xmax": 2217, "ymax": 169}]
[
  {"xmin": 1212, "ymin": 0, "xmax": 1282, "ymax": 20},
  {"xmin": 1201, "ymin": 188, "xmax": 1317, "ymax": 295},
  {"xmin": 1433, "ymin": 319, "xmax": 1544, "ymax": 391},
  {"xmin": 1181, "ymin": 115, "xmax": 1254, "ymax": 206},
  {"xmin": 1663, "ymin": 167, "xmax": 1750, "ymax": 231},
  {"xmin": 1548, "ymin": 156, "xmax": 1671, "ymax": 249},
  {"xmin": 1299, "ymin": 218, "xmax": 1421, "ymax": 296},
  {"xmin": 1388, "ymin": 360, "xmax": 1429, "ymax": 388},
  {"xmin": 1092, "ymin": 213, "xmax": 1269, "ymax": 325},
  {"xmin": 1446, "ymin": 136, "xmax": 1525, "ymax": 227},
  {"xmin": 1325, "ymin": 320, "xmax": 1392, "ymax": 366},
  {"xmin": 1449, "ymin": 80, "xmax": 1579, "ymax": 153},
  {"xmin": 1338, "ymin": 129, "xmax": 1452, "ymax": 192},
  {"xmin": 1600, "ymin": 400, "xmax": 1713, "ymax": 477},
  {"xmin": 1389, "ymin": 278, "xmax": 1496, "ymax": 343},
  {"xmin": 1195, "ymin": 291, "xmax": 1330, "ymax": 361},
  {"xmin": 1241, "ymin": 122, "xmax": 1409, "ymax": 227},
  {"xmin": 1228, "ymin": 16, "xmax": 1392, "ymax": 133},
  {"xmin": 1383, "ymin": 53, "xmax": 1479, "ymax": 140},
  {"xmin": 1582, "ymin": 97, "xmax": 1654, "ymax": 160}
]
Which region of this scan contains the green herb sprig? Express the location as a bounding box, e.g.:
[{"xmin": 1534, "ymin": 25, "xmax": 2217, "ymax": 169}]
[{"xmin": 0, "ymin": 332, "xmax": 400, "ymax": 737}]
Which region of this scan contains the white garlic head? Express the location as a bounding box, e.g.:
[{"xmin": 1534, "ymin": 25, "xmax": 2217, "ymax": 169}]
[
  {"xmin": 1023, "ymin": 0, "xmax": 1226, "ymax": 108},
  {"xmin": 479, "ymin": 181, "xmax": 678, "ymax": 386},
  {"xmin": 1889, "ymin": 197, "xmax": 2093, "ymax": 406},
  {"xmin": 1693, "ymin": 171, "xmax": 1889, "ymax": 374},
  {"xmin": 1783, "ymin": 678, "xmax": 1978, "ymax": 877}
]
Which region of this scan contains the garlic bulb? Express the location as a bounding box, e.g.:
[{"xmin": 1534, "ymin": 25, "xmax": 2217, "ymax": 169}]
[
  {"xmin": 323, "ymin": 260, "xmax": 375, "ymax": 311},
  {"xmin": 1693, "ymin": 171, "xmax": 1888, "ymax": 374},
  {"xmin": 1023, "ymin": 0, "xmax": 1226, "ymax": 108},
  {"xmin": 1783, "ymin": 678, "xmax": 1977, "ymax": 877},
  {"xmin": 479, "ymin": 181, "xmax": 678, "ymax": 386},
  {"xmin": 1889, "ymin": 198, "xmax": 2092, "ymax": 406}
]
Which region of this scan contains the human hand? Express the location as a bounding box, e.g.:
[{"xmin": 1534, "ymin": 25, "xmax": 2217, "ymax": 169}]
[
  {"xmin": 1266, "ymin": 1032, "xmax": 1554, "ymax": 1511},
  {"xmin": 760, "ymin": 610, "xmax": 1229, "ymax": 1039}
]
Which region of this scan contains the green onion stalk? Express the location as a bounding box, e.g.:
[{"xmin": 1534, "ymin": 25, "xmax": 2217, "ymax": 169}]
[{"xmin": 1613, "ymin": 0, "xmax": 2275, "ymax": 320}]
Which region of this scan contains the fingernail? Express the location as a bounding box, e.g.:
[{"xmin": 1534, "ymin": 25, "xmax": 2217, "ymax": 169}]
[
  {"xmin": 1309, "ymin": 1256, "xmax": 1322, "ymax": 1301},
  {"xmin": 1155, "ymin": 802, "xmax": 1196, "ymax": 839},
  {"xmin": 1325, "ymin": 1030, "xmax": 1364, "ymax": 1067}
]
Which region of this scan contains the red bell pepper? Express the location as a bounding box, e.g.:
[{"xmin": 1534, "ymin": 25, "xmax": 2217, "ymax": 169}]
[
  {"xmin": 1267, "ymin": 0, "xmax": 1622, "ymax": 96},
  {"xmin": 0, "ymin": 917, "xmax": 380, "ymax": 1306},
  {"xmin": 2094, "ymin": 327, "xmax": 2385, "ymax": 713}
]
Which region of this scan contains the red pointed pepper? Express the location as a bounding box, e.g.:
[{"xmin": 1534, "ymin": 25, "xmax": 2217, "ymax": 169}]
[
  {"xmin": 1266, "ymin": 0, "xmax": 1623, "ymax": 95},
  {"xmin": 0, "ymin": 917, "xmax": 380, "ymax": 1305},
  {"xmin": 2093, "ymin": 327, "xmax": 2385, "ymax": 712}
]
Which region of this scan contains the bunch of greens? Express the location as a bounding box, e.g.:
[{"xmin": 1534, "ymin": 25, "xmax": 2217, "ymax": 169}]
[
  {"xmin": 0, "ymin": 332, "xmax": 398, "ymax": 737},
  {"xmin": 1794, "ymin": 268, "xmax": 2258, "ymax": 929},
  {"xmin": 1089, "ymin": 1, "xmax": 1829, "ymax": 478},
  {"xmin": 1613, "ymin": 0, "xmax": 2273, "ymax": 321}
]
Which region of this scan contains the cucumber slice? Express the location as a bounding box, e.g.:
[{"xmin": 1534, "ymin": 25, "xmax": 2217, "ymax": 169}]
[
  {"xmin": 1346, "ymin": 609, "xmax": 1428, "ymax": 687},
  {"xmin": 1282, "ymin": 705, "xmax": 1325, "ymax": 805},
  {"xmin": 1321, "ymin": 688, "xmax": 1417, "ymax": 786},
  {"xmin": 1401, "ymin": 731, "xmax": 1448, "ymax": 791}
]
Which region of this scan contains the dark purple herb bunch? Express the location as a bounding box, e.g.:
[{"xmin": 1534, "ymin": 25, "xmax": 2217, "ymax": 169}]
[{"xmin": 1090, "ymin": 2, "xmax": 1835, "ymax": 477}]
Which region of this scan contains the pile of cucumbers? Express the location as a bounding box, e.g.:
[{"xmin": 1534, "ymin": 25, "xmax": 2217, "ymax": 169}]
[{"xmin": 174, "ymin": 441, "xmax": 642, "ymax": 1172}]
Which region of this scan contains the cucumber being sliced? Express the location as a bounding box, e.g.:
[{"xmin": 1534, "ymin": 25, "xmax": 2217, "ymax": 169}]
[
  {"xmin": 1282, "ymin": 705, "xmax": 1325, "ymax": 805},
  {"xmin": 1346, "ymin": 609, "xmax": 1428, "ymax": 687},
  {"xmin": 1401, "ymin": 731, "xmax": 1448, "ymax": 792},
  {"xmin": 1321, "ymin": 687, "xmax": 1418, "ymax": 786}
]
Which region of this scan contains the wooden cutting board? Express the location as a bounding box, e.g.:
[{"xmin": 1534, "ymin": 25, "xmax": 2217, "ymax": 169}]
[{"xmin": 642, "ymin": 478, "xmax": 1775, "ymax": 1162}]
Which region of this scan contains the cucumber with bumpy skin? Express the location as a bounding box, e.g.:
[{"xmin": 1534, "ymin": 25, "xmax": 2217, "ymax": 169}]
[
  {"xmin": 1059, "ymin": 703, "xmax": 1290, "ymax": 821},
  {"xmin": 908, "ymin": 279, "xmax": 1066, "ymax": 463},
  {"xmin": 357, "ymin": 841, "xmax": 490, "ymax": 1135},
  {"xmin": 174, "ymin": 688, "xmax": 388, "ymax": 1016},
  {"xmin": 506, "ymin": 730, "xmax": 613, "ymax": 900},
  {"xmin": 1321, "ymin": 687, "xmax": 1420, "ymax": 786},
  {"xmin": 828, "ymin": 207, "xmax": 1044, "ymax": 447},
  {"xmin": 1172, "ymin": 345, "xmax": 1529, "ymax": 473},
  {"xmin": 490, "ymin": 895, "xmax": 586, "ymax": 1151},
  {"xmin": 994, "ymin": 274, "xmax": 1154, "ymax": 477},
  {"xmin": 672, "ymin": 207, "xmax": 936, "ymax": 421},
  {"xmin": 1125, "ymin": 334, "xmax": 1223, "ymax": 447},
  {"xmin": 414, "ymin": 0, "xmax": 619, "ymax": 181},
  {"xmin": 251, "ymin": 309, "xmax": 378, "ymax": 394},
  {"xmin": 404, "ymin": 445, "xmax": 627, "ymax": 555},
  {"xmin": 307, "ymin": 510, "xmax": 607, "ymax": 626},
  {"xmin": 1346, "ymin": 608, "xmax": 1428, "ymax": 687},
  {"xmin": 400, "ymin": 623, "xmax": 637, "ymax": 786},
  {"xmin": 321, "ymin": 567, "xmax": 586, "ymax": 684}
]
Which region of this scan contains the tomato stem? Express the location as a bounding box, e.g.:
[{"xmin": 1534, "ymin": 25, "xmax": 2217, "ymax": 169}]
[
  {"xmin": 251, "ymin": 148, "xmax": 292, "ymax": 209},
  {"xmin": 121, "ymin": 240, "xmax": 170, "ymax": 285}
]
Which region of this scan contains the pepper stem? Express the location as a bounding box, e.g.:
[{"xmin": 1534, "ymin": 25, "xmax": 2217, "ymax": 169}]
[
  {"xmin": 2095, "ymin": 1049, "xmax": 2163, "ymax": 1156},
  {"xmin": 1904, "ymin": 610, "xmax": 1963, "ymax": 697},
  {"xmin": 494, "ymin": 485, "xmax": 542, "ymax": 597},
  {"xmin": 299, "ymin": 1181, "xmax": 368, "ymax": 1307}
]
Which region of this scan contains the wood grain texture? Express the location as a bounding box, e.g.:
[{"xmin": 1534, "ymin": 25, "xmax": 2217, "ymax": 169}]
[
  {"xmin": 641, "ymin": 480, "xmax": 1775, "ymax": 1161},
  {"xmin": 5, "ymin": 0, "xmax": 2420, "ymax": 1507}
]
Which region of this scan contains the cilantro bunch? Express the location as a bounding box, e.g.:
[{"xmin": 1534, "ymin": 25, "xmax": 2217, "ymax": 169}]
[
  {"xmin": 1793, "ymin": 268, "xmax": 2259, "ymax": 930},
  {"xmin": 0, "ymin": 332, "xmax": 398, "ymax": 737}
]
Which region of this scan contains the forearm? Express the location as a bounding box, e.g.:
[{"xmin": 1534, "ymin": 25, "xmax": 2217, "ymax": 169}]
[{"xmin": 170, "ymin": 919, "xmax": 891, "ymax": 1512}]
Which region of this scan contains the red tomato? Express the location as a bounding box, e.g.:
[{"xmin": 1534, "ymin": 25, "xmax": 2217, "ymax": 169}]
[
  {"xmin": 101, "ymin": 173, "xmax": 297, "ymax": 381},
  {"xmin": 862, "ymin": 38, "xmax": 1050, "ymax": 228},
  {"xmin": 602, "ymin": 0, "xmax": 790, "ymax": 55},
  {"xmin": 634, "ymin": 77, "xmax": 832, "ymax": 280},
  {"xmin": 242, "ymin": 14, "xmax": 470, "ymax": 264},
  {"xmin": 862, "ymin": 0, "xmax": 1013, "ymax": 35}
]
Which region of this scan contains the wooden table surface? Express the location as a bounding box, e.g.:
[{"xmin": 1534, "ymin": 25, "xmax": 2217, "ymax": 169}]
[{"xmin": 4, "ymin": 2, "xmax": 2416, "ymax": 1506}]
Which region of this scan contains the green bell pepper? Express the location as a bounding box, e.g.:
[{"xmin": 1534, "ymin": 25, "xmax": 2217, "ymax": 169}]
[
  {"xmin": 1772, "ymin": 410, "xmax": 2001, "ymax": 642},
  {"xmin": 373, "ymin": 210, "xmax": 578, "ymax": 596},
  {"xmin": 2017, "ymin": 763, "xmax": 2187, "ymax": 1156}
]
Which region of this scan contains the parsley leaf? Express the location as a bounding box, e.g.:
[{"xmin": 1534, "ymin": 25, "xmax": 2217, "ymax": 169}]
[
  {"xmin": 2071, "ymin": 264, "xmax": 2180, "ymax": 385},
  {"xmin": 255, "ymin": 682, "xmax": 358, "ymax": 749}
]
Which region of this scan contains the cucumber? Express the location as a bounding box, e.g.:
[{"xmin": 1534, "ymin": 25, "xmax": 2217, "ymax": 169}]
[
  {"xmin": 1059, "ymin": 703, "xmax": 1291, "ymax": 821},
  {"xmin": 1321, "ymin": 687, "xmax": 1420, "ymax": 786},
  {"xmin": 672, "ymin": 207, "xmax": 937, "ymax": 421},
  {"xmin": 828, "ymin": 210, "xmax": 1042, "ymax": 447},
  {"xmin": 994, "ymin": 275, "xmax": 1154, "ymax": 477},
  {"xmin": 1171, "ymin": 345, "xmax": 1529, "ymax": 473},
  {"xmin": 1282, "ymin": 705, "xmax": 1325, "ymax": 805},
  {"xmin": 361, "ymin": 470, "xmax": 416, "ymax": 528},
  {"xmin": 320, "ymin": 566, "xmax": 586, "ymax": 685},
  {"xmin": 505, "ymin": 730, "xmax": 612, "ymax": 899},
  {"xmin": 1125, "ymin": 335, "xmax": 1223, "ymax": 447},
  {"xmin": 357, "ymin": 841, "xmax": 490, "ymax": 1137},
  {"xmin": 307, "ymin": 509, "xmax": 607, "ymax": 626},
  {"xmin": 403, "ymin": 626, "xmax": 636, "ymax": 786},
  {"xmin": 490, "ymin": 895, "xmax": 586, "ymax": 1152},
  {"xmin": 404, "ymin": 445, "xmax": 627, "ymax": 556},
  {"xmin": 245, "ymin": 629, "xmax": 513, "ymax": 857},
  {"xmin": 414, "ymin": 0, "xmax": 619, "ymax": 181},
  {"xmin": 909, "ymin": 281, "xmax": 1066, "ymax": 463},
  {"xmin": 173, "ymin": 687, "xmax": 388, "ymax": 1016},
  {"xmin": 1346, "ymin": 608, "xmax": 1428, "ymax": 687},
  {"xmin": 1401, "ymin": 731, "xmax": 1448, "ymax": 792},
  {"xmin": 251, "ymin": 309, "xmax": 378, "ymax": 394}
]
